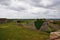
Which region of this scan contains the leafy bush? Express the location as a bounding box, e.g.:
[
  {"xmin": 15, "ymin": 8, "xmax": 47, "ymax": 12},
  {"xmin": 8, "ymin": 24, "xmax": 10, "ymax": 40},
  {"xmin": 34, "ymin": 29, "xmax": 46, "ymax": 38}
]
[{"xmin": 34, "ymin": 19, "xmax": 44, "ymax": 30}]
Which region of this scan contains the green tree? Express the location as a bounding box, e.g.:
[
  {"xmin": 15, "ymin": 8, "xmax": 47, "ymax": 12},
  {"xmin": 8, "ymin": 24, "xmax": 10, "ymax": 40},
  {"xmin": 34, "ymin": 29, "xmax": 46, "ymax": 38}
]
[{"xmin": 34, "ymin": 19, "xmax": 44, "ymax": 30}]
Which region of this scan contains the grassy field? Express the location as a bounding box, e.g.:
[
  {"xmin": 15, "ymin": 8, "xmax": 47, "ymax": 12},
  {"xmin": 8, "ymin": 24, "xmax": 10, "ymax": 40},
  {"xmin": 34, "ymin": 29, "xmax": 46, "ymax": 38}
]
[{"xmin": 0, "ymin": 22, "xmax": 49, "ymax": 40}]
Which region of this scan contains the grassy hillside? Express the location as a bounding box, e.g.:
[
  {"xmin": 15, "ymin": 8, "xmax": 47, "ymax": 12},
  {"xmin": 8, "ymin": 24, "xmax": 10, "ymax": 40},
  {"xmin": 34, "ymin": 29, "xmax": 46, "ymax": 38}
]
[{"xmin": 0, "ymin": 22, "xmax": 49, "ymax": 40}]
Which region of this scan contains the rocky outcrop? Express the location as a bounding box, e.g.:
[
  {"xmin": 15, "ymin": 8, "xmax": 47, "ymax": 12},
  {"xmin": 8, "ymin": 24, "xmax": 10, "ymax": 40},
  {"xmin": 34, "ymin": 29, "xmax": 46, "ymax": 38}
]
[
  {"xmin": 50, "ymin": 32, "xmax": 60, "ymax": 40},
  {"xmin": 22, "ymin": 21, "xmax": 36, "ymax": 30},
  {"xmin": 16, "ymin": 19, "xmax": 60, "ymax": 31},
  {"xmin": 48, "ymin": 22, "xmax": 60, "ymax": 30},
  {"xmin": 40, "ymin": 21, "xmax": 49, "ymax": 31},
  {"xmin": 40, "ymin": 21, "xmax": 60, "ymax": 32}
]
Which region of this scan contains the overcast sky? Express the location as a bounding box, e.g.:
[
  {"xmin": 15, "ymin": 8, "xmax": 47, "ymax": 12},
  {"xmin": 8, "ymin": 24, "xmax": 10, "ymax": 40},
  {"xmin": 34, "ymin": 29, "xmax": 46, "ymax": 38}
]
[{"xmin": 0, "ymin": 0, "xmax": 60, "ymax": 19}]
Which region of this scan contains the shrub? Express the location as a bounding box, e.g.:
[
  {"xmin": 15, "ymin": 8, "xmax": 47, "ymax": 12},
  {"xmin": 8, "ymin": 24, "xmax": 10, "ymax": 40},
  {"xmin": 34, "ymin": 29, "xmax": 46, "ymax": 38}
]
[{"xmin": 34, "ymin": 19, "xmax": 44, "ymax": 30}]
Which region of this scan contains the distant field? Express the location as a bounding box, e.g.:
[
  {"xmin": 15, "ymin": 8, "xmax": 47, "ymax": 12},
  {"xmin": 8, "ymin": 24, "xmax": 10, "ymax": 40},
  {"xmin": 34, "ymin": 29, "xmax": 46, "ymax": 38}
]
[
  {"xmin": 54, "ymin": 20, "xmax": 60, "ymax": 26},
  {"xmin": 0, "ymin": 22, "xmax": 49, "ymax": 40},
  {"xmin": 50, "ymin": 20, "xmax": 60, "ymax": 26}
]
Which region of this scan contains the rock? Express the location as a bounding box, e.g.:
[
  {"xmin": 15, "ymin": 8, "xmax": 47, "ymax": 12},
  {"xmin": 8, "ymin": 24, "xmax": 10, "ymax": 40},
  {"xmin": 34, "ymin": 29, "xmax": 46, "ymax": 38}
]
[{"xmin": 50, "ymin": 32, "xmax": 60, "ymax": 40}]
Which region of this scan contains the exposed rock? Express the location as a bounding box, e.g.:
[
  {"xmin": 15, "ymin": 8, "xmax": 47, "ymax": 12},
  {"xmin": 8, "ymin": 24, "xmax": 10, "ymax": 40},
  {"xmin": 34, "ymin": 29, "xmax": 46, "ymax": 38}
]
[
  {"xmin": 22, "ymin": 21, "xmax": 36, "ymax": 30},
  {"xmin": 50, "ymin": 32, "xmax": 60, "ymax": 40},
  {"xmin": 40, "ymin": 21, "xmax": 49, "ymax": 31},
  {"xmin": 16, "ymin": 19, "xmax": 60, "ymax": 31},
  {"xmin": 48, "ymin": 22, "xmax": 60, "ymax": 30},
  {"xmin": 40, "ymin": 20, "xmax": 60, "ymax": 32}
]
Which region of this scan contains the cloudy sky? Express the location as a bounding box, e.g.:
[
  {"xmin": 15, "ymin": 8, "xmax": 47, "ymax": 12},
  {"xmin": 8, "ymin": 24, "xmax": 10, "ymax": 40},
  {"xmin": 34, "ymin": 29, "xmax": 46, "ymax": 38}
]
[{"xmin": 0, "ymin": 0, "xmax": 60, "ymax": 19}]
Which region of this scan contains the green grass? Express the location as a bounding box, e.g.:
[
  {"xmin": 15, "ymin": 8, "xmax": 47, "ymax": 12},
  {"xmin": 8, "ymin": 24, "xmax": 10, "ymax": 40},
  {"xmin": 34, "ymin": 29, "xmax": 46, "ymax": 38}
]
[{"xmin": 0, "ymin": 22, "xmax": 49, "ymax": 40}]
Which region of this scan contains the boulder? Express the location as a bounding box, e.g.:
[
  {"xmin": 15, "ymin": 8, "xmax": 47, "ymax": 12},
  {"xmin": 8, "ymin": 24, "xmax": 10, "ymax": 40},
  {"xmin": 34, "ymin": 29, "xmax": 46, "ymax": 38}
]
[{"xmin": 50, "ymin": 32, "xmax": 60, "ymax": 40}]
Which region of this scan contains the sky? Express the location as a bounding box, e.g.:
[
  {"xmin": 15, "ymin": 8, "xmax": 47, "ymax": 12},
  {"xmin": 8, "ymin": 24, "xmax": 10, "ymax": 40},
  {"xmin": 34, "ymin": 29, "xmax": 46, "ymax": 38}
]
[{"xmin": 0, "ymin": 0, "xmax": 60, "ymax": 19}]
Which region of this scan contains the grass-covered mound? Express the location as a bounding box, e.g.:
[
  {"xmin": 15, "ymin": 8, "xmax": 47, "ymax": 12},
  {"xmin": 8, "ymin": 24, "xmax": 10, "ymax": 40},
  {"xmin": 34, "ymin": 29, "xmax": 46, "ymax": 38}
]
[{"xmin": 0, "ymin": 22, "xmax": 49, "ymax": 40}]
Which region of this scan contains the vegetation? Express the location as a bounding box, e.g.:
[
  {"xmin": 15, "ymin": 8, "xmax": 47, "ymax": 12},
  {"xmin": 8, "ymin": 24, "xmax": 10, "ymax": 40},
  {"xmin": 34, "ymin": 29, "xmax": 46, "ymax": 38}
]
[
  {"xmin": 34, "ymin": 19, "xmax": 44, "ymax": 30},
  {"xmin": 0, "ymin": 19, "xmax": 60, "ymax": 40},
  {"xmin": 0, "ymin": 21, "xmax": 49, "ymax": 40}
]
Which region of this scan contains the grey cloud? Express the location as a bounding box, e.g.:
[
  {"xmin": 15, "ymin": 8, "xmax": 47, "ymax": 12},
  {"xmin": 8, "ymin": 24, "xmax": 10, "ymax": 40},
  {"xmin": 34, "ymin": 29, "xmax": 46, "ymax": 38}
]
[
  {"xmin": 30, "ymin": 0, "xmax": 60, "ymax": 9},
  {"xmin": 0, "ymin": 0, "xmax": 26, "ymax": 11},
  {"xmin": 31, "ymin": 0, "xmax": 40, "ymax": 3},
  {"xmin": 0, "ymin": 0, "xmax": 60, "ymax": 9},
  {"xmin": 8, "ymin": 7, "xmax": 26, "ymax": 11},
  {"xmin": 0, "ymin": 0, "xmax": 60, "ymax": 19},
  {"xmin": 0, "ymin": 0, "xmax": 10, "ymax": 6},
  {"xmin": 46, "ymin": 0, "xmax": 60, "ymax": 8}
]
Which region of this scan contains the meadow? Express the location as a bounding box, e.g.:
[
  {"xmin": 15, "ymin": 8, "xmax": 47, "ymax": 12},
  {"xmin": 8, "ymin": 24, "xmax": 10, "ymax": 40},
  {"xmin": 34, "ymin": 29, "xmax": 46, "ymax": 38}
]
[{"xmin": 0, "ymin": 21, "xmax": 49, "ymax": 40}]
